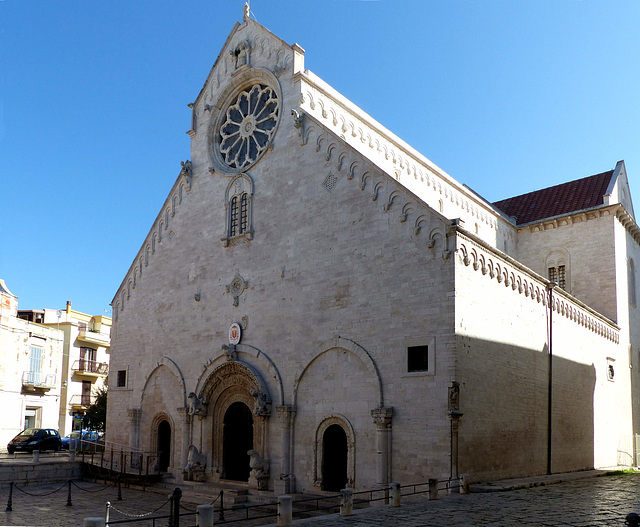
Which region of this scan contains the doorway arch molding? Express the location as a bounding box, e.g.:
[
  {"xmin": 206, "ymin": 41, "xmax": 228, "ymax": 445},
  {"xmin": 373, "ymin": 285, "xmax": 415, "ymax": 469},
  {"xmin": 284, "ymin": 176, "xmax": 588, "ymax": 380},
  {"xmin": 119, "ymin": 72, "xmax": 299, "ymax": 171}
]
[
  {"xmin": 314, "ymin": 414, "xmax": 356, "ymax": 489},
  {"xmin": 151, "ymin": 412, "xmax": 174, "ymax": 471},
  {"xmin": 199, "ymin": 360, "xmax": 270, "ymax": 472},
  {"xmin": 195, "ymin": 344, "xmax": 284, "ymax": 406}
]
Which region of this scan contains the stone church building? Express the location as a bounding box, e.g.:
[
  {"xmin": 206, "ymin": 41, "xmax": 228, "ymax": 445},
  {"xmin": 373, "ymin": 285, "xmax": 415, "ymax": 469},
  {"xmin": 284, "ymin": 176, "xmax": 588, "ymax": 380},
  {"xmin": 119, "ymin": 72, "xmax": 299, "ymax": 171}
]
[{"xmin": 106, "ymin": 7, "xmax": 640, "ymax": 493}]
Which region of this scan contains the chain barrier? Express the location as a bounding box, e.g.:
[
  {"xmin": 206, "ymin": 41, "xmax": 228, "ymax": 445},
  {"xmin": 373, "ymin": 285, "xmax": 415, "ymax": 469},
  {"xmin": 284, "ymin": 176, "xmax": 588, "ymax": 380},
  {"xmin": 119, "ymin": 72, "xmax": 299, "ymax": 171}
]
[
  {"xmin": 106, "ymin": 496, "xmax": 171, "ymax": 518},
  {"xmin": 71, "ymin": 479, "xmax": 118, "ymax": 493},
  {"xmin": 179, "ymin": 502, "xmax": 196, "ymax": 513},
  {"xmin": 12, "ymin": 480, "xmax": 68, "ymax": 497}
]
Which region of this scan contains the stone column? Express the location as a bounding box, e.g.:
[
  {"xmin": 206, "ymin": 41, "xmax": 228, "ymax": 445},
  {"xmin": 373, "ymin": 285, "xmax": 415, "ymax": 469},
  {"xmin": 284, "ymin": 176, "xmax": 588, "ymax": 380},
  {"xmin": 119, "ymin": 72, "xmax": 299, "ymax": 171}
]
[
  {"xmin": 447, "ymin": 381, "xmax": 463, "ymax": 481},
  {"xmin": 275, "ymin": 405, "xmax": 296, "ymax": 494},
  {"xmin": 371, "ymin": 407, "xmax": 393, "ymax": 486},
  {"xmin": 127, "ymin": 408, "xmax": 142, "ymax": 452},
  {"xmin": 178, "ymin": 407, "xmax": 191, "ymax": 474}
]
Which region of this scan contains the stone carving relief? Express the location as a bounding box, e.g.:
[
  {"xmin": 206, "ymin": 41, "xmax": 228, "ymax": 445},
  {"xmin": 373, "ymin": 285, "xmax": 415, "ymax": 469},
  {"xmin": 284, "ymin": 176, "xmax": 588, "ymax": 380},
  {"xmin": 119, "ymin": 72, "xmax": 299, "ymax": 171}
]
[
  {"xmin": 230, "ymin": 40, "xmax": 251, "ymax": 70},
  {"xmin": 226, "ymin": 272, "xmax": 248, "ymax": 306}
]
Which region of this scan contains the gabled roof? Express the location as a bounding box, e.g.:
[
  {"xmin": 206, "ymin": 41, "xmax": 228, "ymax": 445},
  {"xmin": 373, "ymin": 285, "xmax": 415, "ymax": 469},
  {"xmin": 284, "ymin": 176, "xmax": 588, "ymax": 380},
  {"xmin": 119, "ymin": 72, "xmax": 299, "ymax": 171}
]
[{"xmin": 492, "ymin": 170, "xmax": 615, "ymax": 226}]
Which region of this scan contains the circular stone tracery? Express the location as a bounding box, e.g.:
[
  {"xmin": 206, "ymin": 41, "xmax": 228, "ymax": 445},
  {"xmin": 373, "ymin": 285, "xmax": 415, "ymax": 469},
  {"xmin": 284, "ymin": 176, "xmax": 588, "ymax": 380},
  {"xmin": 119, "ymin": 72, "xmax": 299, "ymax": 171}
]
[{"xmin": 219, "ymin": 84, "xmax": 279, "ymax": 171}]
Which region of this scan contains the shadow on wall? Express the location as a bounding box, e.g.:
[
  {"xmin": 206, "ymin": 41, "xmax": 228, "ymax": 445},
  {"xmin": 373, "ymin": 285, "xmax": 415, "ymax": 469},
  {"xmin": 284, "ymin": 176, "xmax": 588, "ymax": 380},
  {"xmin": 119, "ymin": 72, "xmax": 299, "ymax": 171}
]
[{"xmin": 457, "ymin": 336, "xmax": 596, "ymax": 481}]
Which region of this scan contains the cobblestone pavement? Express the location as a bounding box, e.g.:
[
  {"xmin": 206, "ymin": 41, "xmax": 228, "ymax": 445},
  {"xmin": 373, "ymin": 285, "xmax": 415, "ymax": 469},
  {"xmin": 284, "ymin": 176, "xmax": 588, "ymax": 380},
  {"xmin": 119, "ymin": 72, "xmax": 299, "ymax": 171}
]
[{"xmin": 1, "ymin": 473, "xmax": 640, "ymax": 526}]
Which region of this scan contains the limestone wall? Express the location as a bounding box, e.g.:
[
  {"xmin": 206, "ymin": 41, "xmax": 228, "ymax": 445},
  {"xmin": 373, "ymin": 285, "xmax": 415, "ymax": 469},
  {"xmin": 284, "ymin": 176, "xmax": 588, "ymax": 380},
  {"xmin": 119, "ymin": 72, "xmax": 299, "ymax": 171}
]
[
  {"xmin": 0, "ymin": 459, "xmax": 82, "ymax": 485},
  {"xmin": 455, "ymin": 231, "xmax": 627, "ymax": 481},
  {"xmin": 512, "ymin": 209, "xmax": 618, "ymax": 322},
  {"xmin": 106, "ymin": 29, "xmax": 460, "ymax": 488}
]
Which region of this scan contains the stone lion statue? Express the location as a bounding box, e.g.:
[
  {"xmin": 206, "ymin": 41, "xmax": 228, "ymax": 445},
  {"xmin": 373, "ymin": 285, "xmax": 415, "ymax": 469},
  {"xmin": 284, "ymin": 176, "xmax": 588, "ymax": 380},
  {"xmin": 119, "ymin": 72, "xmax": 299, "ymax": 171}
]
[
  {"xmin": 247, "ymin": 449, "xmax": 269, "ymax": 479},
  {"xmin": 184, "ymin": 445, "xmax": 207, "ymax": 481},
  {"xmin": 187, "ymin": 392, "xmax": 207, "ymax": 416},
  {"xmin": 251, "ymin": 389, "xmax": 270, "ymax": 417}
]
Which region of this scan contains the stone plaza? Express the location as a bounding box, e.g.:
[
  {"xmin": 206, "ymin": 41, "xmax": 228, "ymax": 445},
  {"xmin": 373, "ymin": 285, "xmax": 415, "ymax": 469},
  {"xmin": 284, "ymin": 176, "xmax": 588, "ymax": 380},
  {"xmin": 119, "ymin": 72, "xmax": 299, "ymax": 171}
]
[{"xmin": 1, "ymin": 470, "xmax": 640, "ymax": 526}]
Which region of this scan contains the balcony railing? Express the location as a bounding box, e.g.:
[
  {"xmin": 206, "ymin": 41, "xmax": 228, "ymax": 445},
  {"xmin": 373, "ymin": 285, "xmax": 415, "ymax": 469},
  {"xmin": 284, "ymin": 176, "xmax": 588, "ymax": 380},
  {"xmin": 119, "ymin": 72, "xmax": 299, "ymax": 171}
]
[
  {"xmin": 72, "ymin": 360, "xmax": 109, "ymax": 375},
  {"xmin": 22, "ymin": 371, "xmax": 56, "ymax": 390},
  {"xmin": 70, "ymin": 394, "xmax": 97, "ymax": 408}
]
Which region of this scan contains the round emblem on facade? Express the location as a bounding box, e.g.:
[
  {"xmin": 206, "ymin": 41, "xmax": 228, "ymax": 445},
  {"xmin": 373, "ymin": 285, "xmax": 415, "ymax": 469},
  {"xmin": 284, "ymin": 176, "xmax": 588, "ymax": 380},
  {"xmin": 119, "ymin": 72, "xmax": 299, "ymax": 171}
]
[
  {"xmin": 229, "ymin": 322, "xmax": 242, "ymax": 345},
  {"xmin": 218, "ymin": 84, "xmax": 279, "ymax": 171}
]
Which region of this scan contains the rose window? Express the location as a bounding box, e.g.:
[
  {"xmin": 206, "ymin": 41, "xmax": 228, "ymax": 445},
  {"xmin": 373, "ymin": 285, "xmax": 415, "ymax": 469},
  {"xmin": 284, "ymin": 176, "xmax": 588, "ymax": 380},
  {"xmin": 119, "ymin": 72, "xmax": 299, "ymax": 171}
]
[{"xmin": 219, "ymin": 84, "xmax": 279, "ymax": 170}]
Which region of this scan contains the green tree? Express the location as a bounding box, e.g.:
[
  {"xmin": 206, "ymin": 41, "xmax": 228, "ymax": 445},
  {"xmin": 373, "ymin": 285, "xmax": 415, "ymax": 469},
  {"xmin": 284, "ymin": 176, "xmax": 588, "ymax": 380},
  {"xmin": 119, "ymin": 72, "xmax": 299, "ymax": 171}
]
[{"xmin": 83, "ymin": 387, "xmax": 107, "ymax": 432}]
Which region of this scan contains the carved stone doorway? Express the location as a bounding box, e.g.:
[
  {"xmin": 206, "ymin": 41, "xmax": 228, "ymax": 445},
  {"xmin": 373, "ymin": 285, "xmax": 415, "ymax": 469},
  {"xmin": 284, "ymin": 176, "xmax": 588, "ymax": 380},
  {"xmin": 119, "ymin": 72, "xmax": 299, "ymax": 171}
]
[
  {"xmin": 157, "ymin": 420, "xmax": 171, "ymax": 472},
  {"xmin": 322, "ymin": 424, "xmax": 348, "ymax": 492},
  {"xmin": 223, "ymin": 401, "xmax": 253, "ymax": 481}
]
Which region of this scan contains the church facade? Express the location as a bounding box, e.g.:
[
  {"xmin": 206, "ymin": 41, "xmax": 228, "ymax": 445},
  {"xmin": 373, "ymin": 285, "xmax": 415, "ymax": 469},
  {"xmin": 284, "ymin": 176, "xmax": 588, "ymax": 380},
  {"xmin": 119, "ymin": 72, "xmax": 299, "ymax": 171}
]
[{"xmin": 106, "ymin": 9, "xmax": 640, "ymax": 493}]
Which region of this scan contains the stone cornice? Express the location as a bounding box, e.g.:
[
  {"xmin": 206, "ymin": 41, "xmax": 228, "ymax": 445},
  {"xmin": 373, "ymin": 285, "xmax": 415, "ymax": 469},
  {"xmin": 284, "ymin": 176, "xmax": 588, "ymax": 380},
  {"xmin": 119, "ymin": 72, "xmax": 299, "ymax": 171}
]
[
  {"xmin": 455, "ymin": 229, "xmax": 619, "ymax": 343},
  {"xmin": 616, "ymin": 205, "xmax": 640, "ymax": 245},
  {"xmin": 293, "ymin": 71, "xmax": 510, "ymax": 238}
]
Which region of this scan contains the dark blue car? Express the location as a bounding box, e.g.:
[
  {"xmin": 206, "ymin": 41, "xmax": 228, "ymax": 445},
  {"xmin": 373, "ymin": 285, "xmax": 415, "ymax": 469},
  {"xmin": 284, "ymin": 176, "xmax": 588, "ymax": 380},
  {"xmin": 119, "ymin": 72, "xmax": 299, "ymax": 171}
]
[{"xmin": 7, "ymin": 428, "xmax": 62, "ymax": 454}]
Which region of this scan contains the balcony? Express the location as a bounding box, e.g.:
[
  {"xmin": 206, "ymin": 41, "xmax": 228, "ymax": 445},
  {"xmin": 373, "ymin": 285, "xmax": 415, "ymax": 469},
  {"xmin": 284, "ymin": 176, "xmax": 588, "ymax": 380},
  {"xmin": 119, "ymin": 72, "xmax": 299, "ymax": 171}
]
[
  {"xmin": 72, "ymin": 360, "xmax": 109, "ymax": 379},
  {"xmin": 69, "ymin": 394, "xmax": 96, "ymax": 410},
  {"xmin": 77, "ymin": 328, "xmax": 110, "ymax": 348},
  {"xmin": 22, "ymin": 371, "xmax": 56, "ymax": 393}
]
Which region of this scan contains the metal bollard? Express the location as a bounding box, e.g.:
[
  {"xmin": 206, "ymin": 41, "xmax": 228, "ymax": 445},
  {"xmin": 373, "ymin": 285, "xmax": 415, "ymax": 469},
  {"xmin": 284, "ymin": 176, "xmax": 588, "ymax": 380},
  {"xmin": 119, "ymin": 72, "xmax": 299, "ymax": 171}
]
[
  {"xmin": 6, "ymin": 482, "xmax": 13, "ymax": 512},
  {"xmin": 460, "ymin": 474, "xmax": 470, "ymax": 494},
  {"xmin": 389, "ymin": 482, "xmax": 401, "ymax": 507},
  {"xmin": 340, "ymin": 488, "xmax": 353, "ymax": 516},
  {"xmin": 218, "ymin": 489, "xmax": 225, "ymax": 522},
  {"xmin": 67, "ymin": 480, "xmax": 73, "ymax": 507},
  {"xmin": 32, "ymin": 449, "xmax": 40, "ymax": 463},
  {"xmin": 69, "ymin": 448, "xmax": 76, "ymax": 462},
  {"xmin": 172, "ymin": 488, "xmax": 182, "ymax": 527},
  {"xmin": 197, "ymin": 504, "xmax": 214, "ymax": 527},
  {"xmin": 83, "ymin": 518, "xmax": 105, "ymax": 527},
  {"xmin": 277, "ymin": 495, "xmax": 292, "ymax": 526},
  {"xmin": 428, "ymin": 478, "xmax": 439, "ymax": 500},
  {"xmin": 626, "ymin": 513, "xmax": 640, "ymax": 526}
]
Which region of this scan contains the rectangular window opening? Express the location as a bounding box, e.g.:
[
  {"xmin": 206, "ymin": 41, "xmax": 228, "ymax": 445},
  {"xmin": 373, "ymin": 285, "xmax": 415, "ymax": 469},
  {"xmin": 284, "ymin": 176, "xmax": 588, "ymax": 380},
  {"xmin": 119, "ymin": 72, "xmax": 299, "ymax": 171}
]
[
  {"xmin": 116, "ymin": 370, "xmax": 127, "ymax": 388},
  {"xmin": 408, "ymin": 345, "xmax": 429, "ymax": 372}
]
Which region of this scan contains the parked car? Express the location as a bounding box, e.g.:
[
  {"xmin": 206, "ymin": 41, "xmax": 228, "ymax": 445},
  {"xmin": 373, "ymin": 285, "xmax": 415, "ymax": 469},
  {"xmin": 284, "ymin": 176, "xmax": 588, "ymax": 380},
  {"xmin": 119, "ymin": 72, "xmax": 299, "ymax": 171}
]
[
  {"xmin": 7, "ymin": 428, "xmax": 62, "ymax": 454},
  {"xmin": 61, "ymin": 430, "xmax": 103, "ymax": 452}
]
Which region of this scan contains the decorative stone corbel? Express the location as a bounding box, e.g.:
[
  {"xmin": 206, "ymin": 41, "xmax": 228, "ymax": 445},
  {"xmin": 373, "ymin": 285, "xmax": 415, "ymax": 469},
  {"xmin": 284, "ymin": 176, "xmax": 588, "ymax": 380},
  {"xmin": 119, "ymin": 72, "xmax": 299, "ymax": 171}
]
[
  {"xmin": 291, "ymin": 109, "xmax": 307, "ymax": 145},
  {"xmin": 180, "ymin": 160, "xmax": 193, "ymax": 190},
  {"xmin": 222, "ymin": 343, "xmax": 237, "ymax": 361}
]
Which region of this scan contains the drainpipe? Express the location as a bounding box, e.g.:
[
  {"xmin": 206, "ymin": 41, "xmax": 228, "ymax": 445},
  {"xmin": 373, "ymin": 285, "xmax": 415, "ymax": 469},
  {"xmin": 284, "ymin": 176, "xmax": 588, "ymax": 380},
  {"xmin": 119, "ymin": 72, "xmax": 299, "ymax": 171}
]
[{"xmin": 546, "ymin": 282, "xmax": 556, "ymax": 475}]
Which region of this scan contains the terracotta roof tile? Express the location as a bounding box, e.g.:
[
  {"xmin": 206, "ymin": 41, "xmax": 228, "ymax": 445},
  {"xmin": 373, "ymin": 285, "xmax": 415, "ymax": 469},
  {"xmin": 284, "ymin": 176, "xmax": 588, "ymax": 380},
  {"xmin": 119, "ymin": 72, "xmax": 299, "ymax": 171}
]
[{"xmin": 492, "ymin": 170, "xmax": 614, "ymax": 225}]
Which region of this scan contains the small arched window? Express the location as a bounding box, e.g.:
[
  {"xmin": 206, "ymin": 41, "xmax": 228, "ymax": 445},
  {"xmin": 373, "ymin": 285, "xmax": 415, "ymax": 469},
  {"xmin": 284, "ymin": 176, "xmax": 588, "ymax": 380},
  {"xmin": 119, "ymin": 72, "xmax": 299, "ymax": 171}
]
[
  {"xmin": 546, "ymin": 249, "xmax": 570, "ymax": 292},
  {"xmin": 222, "ymin": 174, "xmax": 254, "ymax": 246}
]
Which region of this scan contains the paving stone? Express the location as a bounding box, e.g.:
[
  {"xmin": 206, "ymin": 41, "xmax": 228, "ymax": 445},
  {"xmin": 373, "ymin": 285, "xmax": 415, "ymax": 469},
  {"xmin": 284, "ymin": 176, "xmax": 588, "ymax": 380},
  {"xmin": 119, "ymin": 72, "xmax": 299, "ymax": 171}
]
[{"xmin": 1, "ymin": 473, "xmax": 640, "ymax": 526}]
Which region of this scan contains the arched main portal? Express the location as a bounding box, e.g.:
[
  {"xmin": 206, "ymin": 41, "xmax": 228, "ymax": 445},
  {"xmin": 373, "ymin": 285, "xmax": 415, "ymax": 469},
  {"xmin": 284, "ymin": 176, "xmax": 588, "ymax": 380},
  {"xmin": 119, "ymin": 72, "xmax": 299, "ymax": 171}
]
[
  {"xmin": 157, "ymin": 420, "xmax": 171, "ymax": 472},
  {"xmin": 197, "ymin": 361, "xmax": 272, "ymax": 485},
  {"xmin": 322, "ymin": 424, "xmax": 348, "ymax": 491},
  {"xmin": 223, "ymin": 401, "xmax": 254, "ymax": 481}
]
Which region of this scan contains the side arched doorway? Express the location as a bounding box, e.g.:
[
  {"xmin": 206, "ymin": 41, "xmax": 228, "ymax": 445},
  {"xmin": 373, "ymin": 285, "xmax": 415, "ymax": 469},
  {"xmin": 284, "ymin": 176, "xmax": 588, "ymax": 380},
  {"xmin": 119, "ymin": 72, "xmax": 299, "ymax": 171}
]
[
  {"xmin": 157, "ymin": 420, "xmax": 171, "ymax": 472},
  {"xmin": 322, "ymin": 424, "xmax": 348, "ymax": 491},
  {"xmin": 222, "ymin": 402, "xmax": 253, "ymax": 481}
]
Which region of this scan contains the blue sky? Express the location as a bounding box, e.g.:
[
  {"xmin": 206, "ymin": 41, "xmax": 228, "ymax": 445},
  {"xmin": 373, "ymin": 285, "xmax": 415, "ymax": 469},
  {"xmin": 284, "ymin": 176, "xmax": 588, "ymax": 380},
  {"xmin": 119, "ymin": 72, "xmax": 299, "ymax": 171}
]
[{"xmin": 1, "ymin": 0, "xmax": 638, "ymax": 317}]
